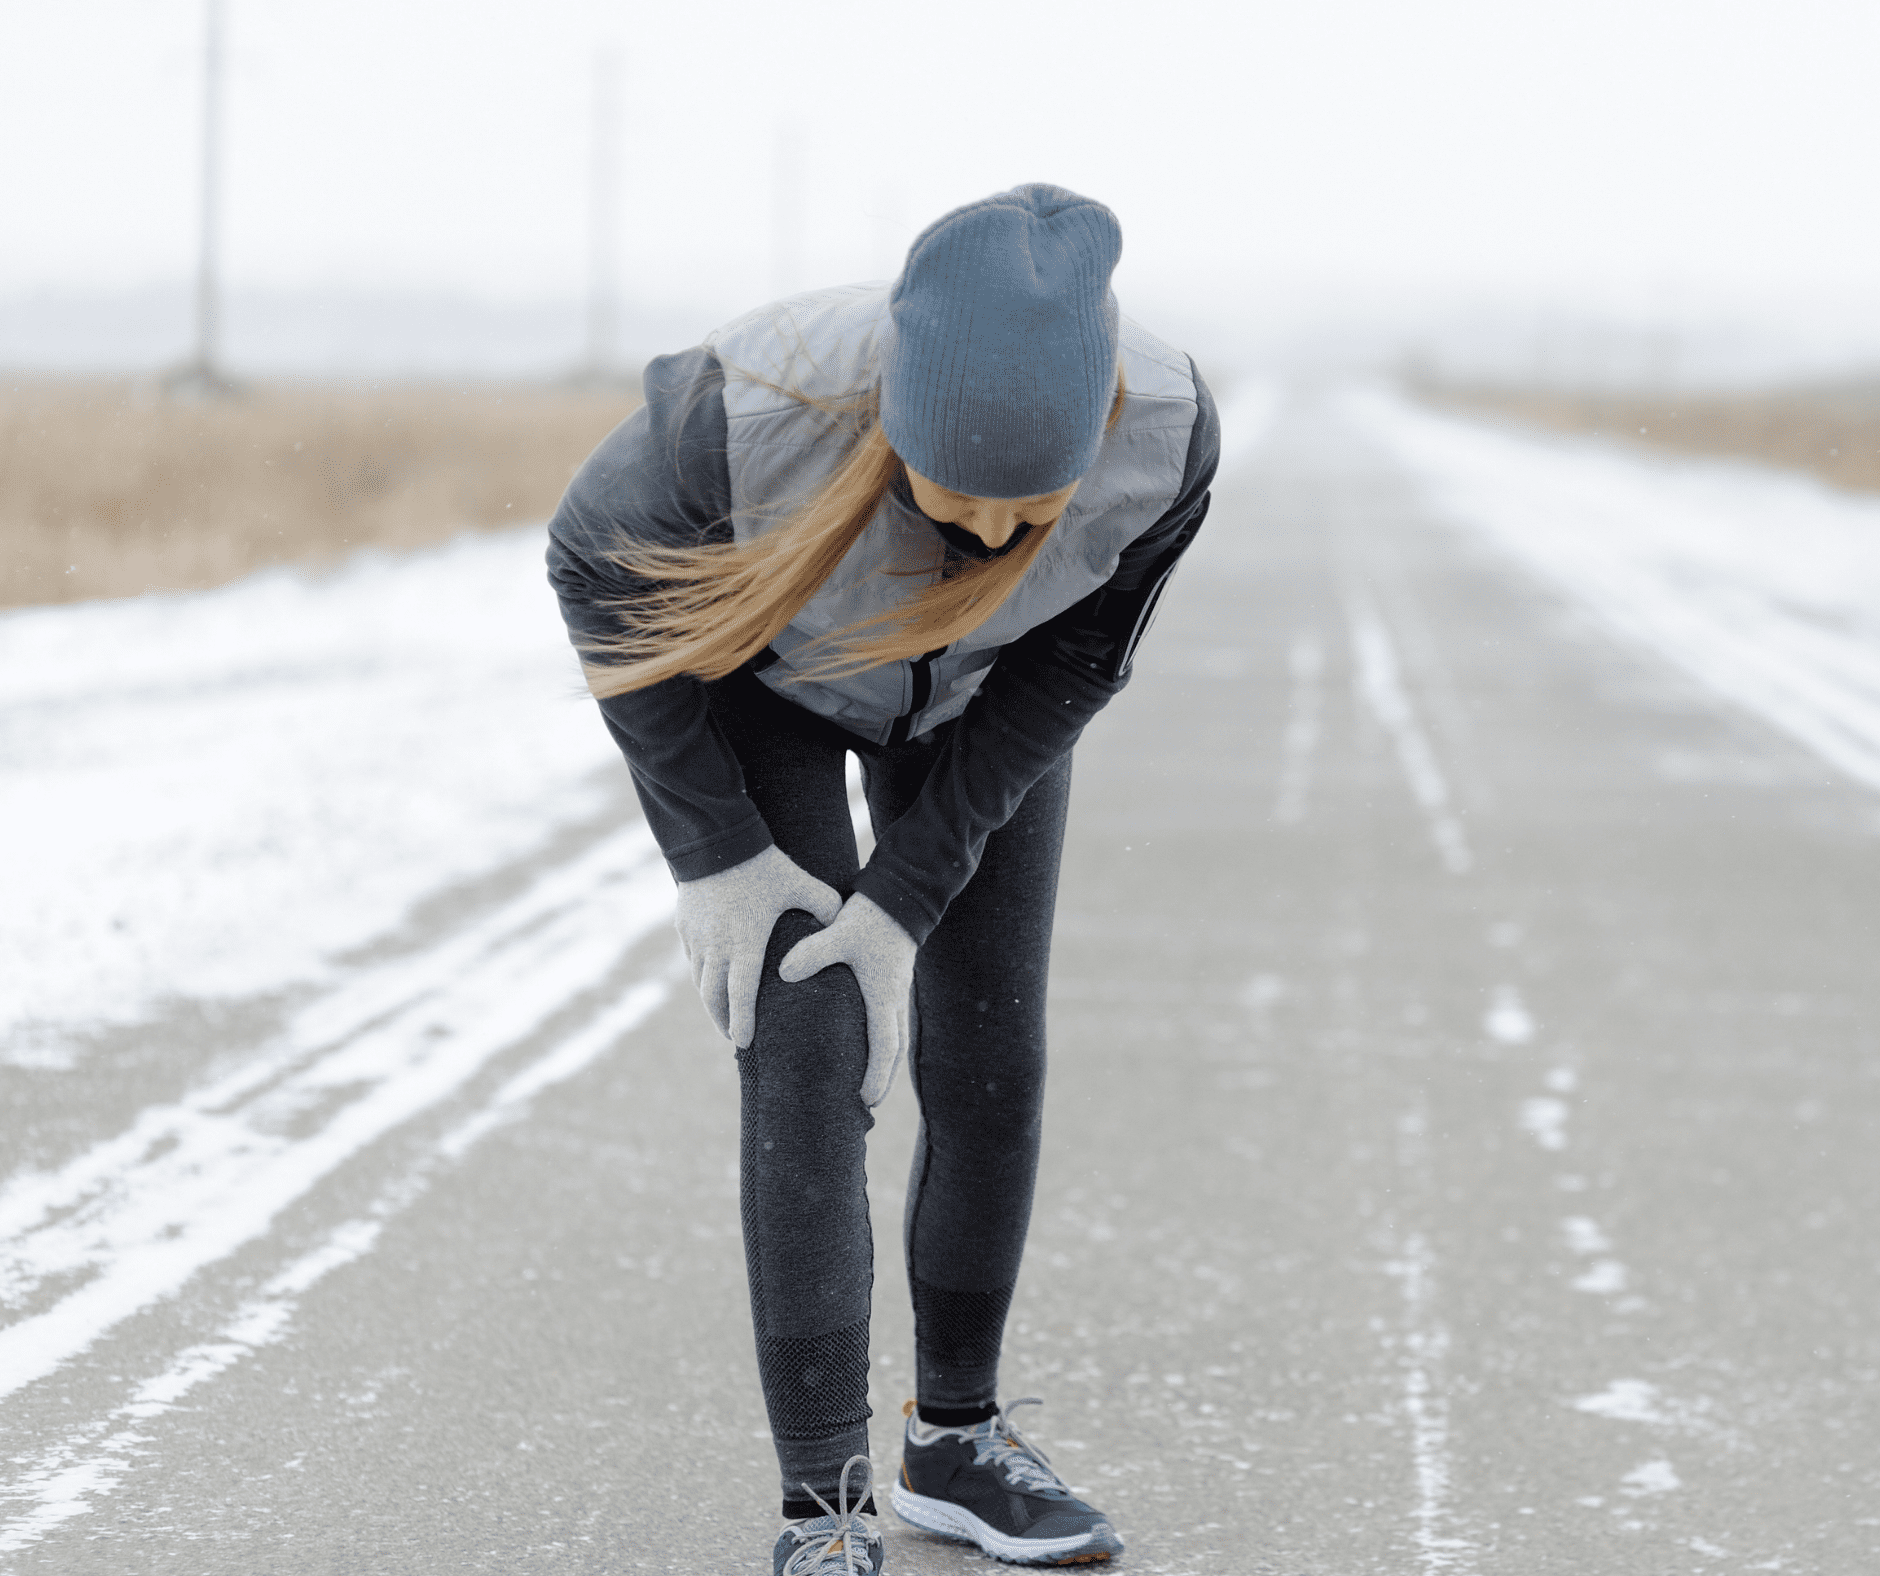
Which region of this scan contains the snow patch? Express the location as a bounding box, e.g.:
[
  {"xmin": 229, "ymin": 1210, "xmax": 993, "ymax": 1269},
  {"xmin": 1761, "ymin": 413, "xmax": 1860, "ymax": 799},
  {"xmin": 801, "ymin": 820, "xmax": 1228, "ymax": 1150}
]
[
  {"xmin": 0, "ymin": 975, "xmax": 669, "ymax": 1550},
  {"xmin": 0, "ymin": 824, "xmax": 674, "ymax": 1401},
  {"xmin": 1347, "ymin": 387, "xmax": 1880, "ymax": 798},
  {"xmin": 1621, "ymin": 1459, "xmax": 1681, "ymax": 1497},
  {"xmin": 0, "ymin": 527, "xmax": 620, "ymax": 1052},
  {"xmin": 1571, "ymin": 1259, "xmax": 1630, "ymax": 1295},
  {"xmin": 1562, "ymin": 1216, "xmax": 1611, "ymax": 1255},
  {"xmin": 1519, "ymin": 1096, "xmax": 1569, "ymax": 1151},
  {"xmin": 1575, "ymin": 1379, "xmax": 1668, "ymax": 1424},
  {"xmin": 1483, "ymin": 987, "xmax": 1534, "ymax": 1044}
]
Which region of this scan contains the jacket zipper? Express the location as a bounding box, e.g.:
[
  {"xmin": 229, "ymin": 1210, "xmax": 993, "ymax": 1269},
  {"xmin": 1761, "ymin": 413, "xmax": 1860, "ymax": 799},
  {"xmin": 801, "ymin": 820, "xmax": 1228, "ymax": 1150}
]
[{"xmin": 886, "ymin": 646, "xmax": 948, "ymax": 746}]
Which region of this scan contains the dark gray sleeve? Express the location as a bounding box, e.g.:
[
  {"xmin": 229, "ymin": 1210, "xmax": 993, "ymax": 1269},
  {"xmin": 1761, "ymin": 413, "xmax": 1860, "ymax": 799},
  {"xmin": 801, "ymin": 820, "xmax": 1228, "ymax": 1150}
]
[
  {"xmin": 545, "ymin": 347, "xmax": 777, "ymax": 881},
  {"xmin": 853, "ymin": 360, "xmax": 1220, "ymax": 942}
]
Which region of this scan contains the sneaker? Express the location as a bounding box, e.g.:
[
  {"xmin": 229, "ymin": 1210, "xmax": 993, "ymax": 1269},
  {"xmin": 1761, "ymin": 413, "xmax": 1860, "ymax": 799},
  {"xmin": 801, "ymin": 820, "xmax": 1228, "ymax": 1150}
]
[
  {"xmin": 773, "ymin": 1455, "xmax": 886, "ymax": 1576},
  {"xmin": 891, "ymin": 1397, "xmax": 1124, "ymax": 1566}
]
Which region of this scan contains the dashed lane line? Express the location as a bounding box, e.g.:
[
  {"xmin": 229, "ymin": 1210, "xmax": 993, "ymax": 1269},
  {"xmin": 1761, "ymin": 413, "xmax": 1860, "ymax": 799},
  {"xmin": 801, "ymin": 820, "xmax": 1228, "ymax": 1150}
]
[{"xmin": 1346, "ymin": 594, "xmax": 1473, "ymax": 874}]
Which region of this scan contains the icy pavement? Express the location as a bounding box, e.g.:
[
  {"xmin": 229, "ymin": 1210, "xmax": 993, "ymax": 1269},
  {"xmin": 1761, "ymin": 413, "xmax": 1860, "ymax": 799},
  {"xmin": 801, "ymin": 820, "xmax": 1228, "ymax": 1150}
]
[
  {"xmin": 1347, "ymin": 385, "xmax": 1880, "ymax": 790},
  {"xmin": 3, "ymin": 392, "xmax": 1879, "ymax": 1572}
]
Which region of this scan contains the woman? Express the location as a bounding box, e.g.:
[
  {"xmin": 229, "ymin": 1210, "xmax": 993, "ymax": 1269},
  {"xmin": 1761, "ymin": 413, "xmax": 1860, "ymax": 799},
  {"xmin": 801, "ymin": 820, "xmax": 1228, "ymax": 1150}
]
[{"xmin": 548, "ymin": 183, "xmax": 1218, "ymax": 1573}]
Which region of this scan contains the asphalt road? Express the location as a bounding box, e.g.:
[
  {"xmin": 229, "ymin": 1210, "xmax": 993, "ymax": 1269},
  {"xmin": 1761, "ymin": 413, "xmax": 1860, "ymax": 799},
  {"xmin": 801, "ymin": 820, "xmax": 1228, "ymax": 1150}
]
[{"xmin": 4, "ymin": 390, "xmax": 1877, "ymax": 1574}]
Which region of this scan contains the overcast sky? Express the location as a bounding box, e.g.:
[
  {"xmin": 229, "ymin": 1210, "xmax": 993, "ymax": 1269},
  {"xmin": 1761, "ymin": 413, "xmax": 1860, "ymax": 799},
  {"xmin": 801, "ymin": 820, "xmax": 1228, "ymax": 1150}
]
[{"xmin": 4, "ymin": 0, "xmax": 1878, "ymax": 346}]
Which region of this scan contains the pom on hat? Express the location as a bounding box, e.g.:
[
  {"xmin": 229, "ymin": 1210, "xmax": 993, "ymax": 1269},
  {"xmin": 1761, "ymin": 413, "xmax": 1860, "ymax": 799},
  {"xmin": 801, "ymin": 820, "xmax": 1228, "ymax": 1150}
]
[{"xmin": 880, "ymin": 183, "xmax": 1122, "ymax": 499}]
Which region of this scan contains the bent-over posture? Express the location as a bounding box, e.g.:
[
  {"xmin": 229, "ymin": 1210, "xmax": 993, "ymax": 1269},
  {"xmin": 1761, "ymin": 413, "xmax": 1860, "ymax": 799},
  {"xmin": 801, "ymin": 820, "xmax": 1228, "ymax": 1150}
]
[{"xmin": 547, "ymin": 183, "xmax": 1218, "ymax": 1573}]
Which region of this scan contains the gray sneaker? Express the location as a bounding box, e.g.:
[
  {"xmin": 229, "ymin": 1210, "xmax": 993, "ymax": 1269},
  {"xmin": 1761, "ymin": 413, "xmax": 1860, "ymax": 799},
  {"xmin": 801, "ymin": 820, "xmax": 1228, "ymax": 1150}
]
[
  {"xmin": 891, "ymin": 1397, "xmax": 1124, "ymax": 1566},
  {"xmin": 772, "ymin": 1455, "xmax": 886, "ymax": 1576}
]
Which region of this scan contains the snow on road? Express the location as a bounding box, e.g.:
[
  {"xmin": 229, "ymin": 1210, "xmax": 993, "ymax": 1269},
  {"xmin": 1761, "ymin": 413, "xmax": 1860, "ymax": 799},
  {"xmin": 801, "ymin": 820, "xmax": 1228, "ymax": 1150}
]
[
  {"xmin": 1347, "ymin": 386, "xmax": 1880, "ymax": 793},
  {"xmin": 6, "ymin": 392, "xmax": 1879, "ymax": 1563},
  {"xmin": 0, "ymin": 527, "xmax": 695, "ymax": 1545},
  {"xmin": 0, "ymin": 528, "xmax": 621, "ymax": 1059},
  {"xmin": 0, "ymin": 821, "xmax": 673, "ymax": 1402}
]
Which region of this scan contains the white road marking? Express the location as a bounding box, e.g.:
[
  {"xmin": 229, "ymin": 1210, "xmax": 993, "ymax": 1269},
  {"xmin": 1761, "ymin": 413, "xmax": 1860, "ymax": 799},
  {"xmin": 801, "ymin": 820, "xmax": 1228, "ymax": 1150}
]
[
  {"xmin": 1273, "ymin": 634, "xmax": 1324, "ymax": 823},
  {"xmin": 1347, "ymin": 597, "xmax": 1473, "ymax": 873},
  {"xmin": 0, "ymin": 820, "xmax": 673, "ymax": 1404},
  {"xmin": 1387, "ymin": 1107, "xmax": 1477, "ymax": 1573},
  {"xmin": 1348, "ymin": 386, "xmax": 1880, "ymax": 797},
  {"xmin": 0, "ymin": 975, "xmax": 673, "ymax": 1551}
]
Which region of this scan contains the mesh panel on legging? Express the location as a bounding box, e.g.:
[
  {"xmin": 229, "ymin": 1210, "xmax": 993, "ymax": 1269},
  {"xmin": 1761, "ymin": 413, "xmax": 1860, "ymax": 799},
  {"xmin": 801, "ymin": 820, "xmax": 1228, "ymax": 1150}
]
[
  {"xmin": 909, "ymin": 1275, "xmax": 1014, "ymax": 1372},
  {"xmin": 751, "ymin": 1321, "xmax": 873, "ymax": 1440},
  {"xmin": 888, "ymin": 749, "xmax": 1070, "ymax": 1412},
  {"xmin": 700, "ymin": 666, "xmax": 1070, "ymax": 1501}
]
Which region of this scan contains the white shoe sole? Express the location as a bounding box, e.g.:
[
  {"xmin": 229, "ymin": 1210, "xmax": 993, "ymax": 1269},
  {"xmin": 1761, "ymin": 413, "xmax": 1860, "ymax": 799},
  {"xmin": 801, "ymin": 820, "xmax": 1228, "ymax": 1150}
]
[{"xmin": 890, "ymin": 1482, "xmax": 1115, "ymax": 1565}]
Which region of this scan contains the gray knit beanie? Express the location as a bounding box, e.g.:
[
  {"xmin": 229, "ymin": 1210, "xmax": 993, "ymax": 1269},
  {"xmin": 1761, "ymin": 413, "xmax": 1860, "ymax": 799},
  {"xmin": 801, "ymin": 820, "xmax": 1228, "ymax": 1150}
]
[{"xmin": 879, "ymin": 182, "xmax": 1123, "ymax": 499}]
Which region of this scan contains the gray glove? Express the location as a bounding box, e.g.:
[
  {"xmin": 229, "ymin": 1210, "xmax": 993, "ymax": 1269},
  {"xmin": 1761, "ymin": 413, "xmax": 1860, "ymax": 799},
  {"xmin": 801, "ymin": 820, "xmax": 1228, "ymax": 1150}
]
[
  {"xmin": 779, "ymin": 892, "xmax": 918, "ymax": 1107},
  {"xmin": 674, "ymin": 845, "xmax": 843, "ymax": 1049}
]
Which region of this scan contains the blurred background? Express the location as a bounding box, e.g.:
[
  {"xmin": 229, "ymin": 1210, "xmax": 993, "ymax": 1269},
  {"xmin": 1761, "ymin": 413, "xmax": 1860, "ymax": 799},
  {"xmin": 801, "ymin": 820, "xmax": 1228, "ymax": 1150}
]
[{"xmin": 4, "ymin": 0, "xmax": 1879, "ymax": 607}]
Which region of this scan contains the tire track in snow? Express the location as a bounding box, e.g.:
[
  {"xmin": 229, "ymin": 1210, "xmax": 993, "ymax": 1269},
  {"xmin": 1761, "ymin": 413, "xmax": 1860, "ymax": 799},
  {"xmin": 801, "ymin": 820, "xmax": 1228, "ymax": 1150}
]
[
  {"xmin": 1273, "ymin": 632, "xmax": 1324, "ymax": 824},
  {"xmin": 1347, "ymin": 385, "xmax": 1880, "ymax": 797},
  {"xmin": 1339, "ymin": 580, "xmax": 1480, "ymax": 1565},
  {"xmin": 0, "ymin": 780, "xmax": 877, "ymax": 1548},
  {"xmin": 1386, "ymin": 1106, "xmax": 1476, "ymax": 1574},
  {"xmin": 1347, "ymin": 593, "xmax": 1474, "ymax": 873},
  {"xmin": 0, "ymin": 819, "xmax": 674, "ymax": 1403},
  {"xmin": 0, "ymin": 975, "xmax": 675, "ymax": 1552}
]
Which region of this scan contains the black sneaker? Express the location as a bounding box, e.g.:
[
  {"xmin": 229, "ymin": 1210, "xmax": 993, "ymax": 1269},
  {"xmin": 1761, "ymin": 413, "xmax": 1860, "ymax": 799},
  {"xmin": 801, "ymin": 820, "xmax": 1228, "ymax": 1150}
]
[{"xmin": 891, "ymin": 1397, "xmax": 1124, "ymax": 1566}]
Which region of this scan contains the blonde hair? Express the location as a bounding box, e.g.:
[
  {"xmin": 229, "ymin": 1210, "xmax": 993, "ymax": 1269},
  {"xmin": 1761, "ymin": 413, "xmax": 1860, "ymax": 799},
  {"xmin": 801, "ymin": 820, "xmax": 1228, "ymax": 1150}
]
[{"xmin": 578, "ymin": 368, "xmax": 1125, "ymax": 699}]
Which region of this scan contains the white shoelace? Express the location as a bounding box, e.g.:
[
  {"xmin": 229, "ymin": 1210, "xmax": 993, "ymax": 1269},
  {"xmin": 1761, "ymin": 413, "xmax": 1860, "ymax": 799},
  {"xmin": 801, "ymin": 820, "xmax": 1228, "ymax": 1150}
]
[
  {"xmin": 970, "ymin": 1397, "xmax": 1071, "ymax": 1495},
  {"xmin": 782, "ymin": 1454, "xmax": 878, "ymax": 1575}
]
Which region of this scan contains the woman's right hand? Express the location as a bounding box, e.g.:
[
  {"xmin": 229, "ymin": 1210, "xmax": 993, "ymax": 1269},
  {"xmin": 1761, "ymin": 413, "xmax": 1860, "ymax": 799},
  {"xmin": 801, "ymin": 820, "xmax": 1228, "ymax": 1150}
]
[{"xmin": 674, "ymin": 845, "xmax": 844, "ymax": 1049}]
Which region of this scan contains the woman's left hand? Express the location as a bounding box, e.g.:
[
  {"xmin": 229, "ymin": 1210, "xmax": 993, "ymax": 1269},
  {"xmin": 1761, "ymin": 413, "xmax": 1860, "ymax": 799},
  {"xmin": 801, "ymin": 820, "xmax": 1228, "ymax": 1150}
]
[{"xmin": 778, "ymin": 892, "xmax": 917, "ymax": 1107}]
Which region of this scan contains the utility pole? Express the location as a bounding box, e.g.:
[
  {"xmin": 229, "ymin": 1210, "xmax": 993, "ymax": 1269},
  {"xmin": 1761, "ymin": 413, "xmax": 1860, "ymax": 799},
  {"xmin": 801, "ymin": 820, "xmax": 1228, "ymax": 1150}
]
[
  {"xmin": 582, "ymin": 45, "xmax": 623, "ymax": 383},
  {"xmin": 168, "ymin": 0, "xmax": 234, "ymax": 395}
]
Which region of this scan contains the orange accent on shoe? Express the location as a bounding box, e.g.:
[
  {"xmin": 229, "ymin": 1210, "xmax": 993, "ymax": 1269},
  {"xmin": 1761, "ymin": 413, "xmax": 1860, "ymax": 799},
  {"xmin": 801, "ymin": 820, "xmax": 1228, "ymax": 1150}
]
[{"xmin": 902, "ymin": 1398, "xmax": 917, "ymax": 1418}]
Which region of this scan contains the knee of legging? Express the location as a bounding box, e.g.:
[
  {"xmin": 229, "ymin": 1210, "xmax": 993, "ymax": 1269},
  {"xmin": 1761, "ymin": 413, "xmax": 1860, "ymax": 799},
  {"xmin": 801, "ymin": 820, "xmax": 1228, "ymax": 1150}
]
[
  {"xmin": 739, "ymin": 914, "xmax": 869, "ymax": 1082},
  {"xmin": 912, "ymin": 1070, "xmax": 1046, "ymax": 1146},
  {"xmin": 745, "ymin": 981, "xmax": 866, "ymax": 1071}
]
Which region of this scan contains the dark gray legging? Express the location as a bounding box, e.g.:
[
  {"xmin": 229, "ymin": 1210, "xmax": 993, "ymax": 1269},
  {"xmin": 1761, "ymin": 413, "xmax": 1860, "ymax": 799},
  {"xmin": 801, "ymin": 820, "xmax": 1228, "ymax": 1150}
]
[{"xmin": 701, "ymin": 666, "xmax": 1070, "ymax": 1515}]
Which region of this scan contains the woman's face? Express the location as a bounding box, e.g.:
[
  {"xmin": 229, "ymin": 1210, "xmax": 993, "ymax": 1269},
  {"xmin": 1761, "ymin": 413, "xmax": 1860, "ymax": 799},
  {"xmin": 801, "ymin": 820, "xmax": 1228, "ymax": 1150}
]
[{"xmin": 902, "ymin": 465, "xmax": 1081, "ymax": 550}]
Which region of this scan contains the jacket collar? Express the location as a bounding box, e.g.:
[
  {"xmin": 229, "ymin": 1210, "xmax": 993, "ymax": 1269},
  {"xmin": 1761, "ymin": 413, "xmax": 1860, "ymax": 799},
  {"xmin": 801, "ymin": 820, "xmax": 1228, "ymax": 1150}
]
[{"xmin": 890, "ymin": 467, "xmax": 1033, "ymax": 561}]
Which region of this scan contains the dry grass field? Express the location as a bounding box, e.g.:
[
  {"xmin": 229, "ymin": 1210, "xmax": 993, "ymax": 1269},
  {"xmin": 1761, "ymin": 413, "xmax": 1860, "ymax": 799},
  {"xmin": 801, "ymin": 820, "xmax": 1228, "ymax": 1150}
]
[
  {"xmin": 0, "ymin": 379, "xmax": 642, "ymax": 609},
  {"xmin": 12, "ymin": 375, "xmax": 1878, "ymax": 614},
  {"xmin": 1416, "ymin": 380, "xmax": 1880, "ymax": 494}
]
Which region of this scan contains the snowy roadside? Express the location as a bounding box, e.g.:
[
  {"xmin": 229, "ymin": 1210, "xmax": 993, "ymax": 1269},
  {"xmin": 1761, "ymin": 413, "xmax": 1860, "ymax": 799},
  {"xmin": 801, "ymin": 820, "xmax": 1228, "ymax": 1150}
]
[
  {"xmin": 0, "ymin": 526, "xmax": 623, "ymax": 1064},
  {"xmin": 1347, "ymin": 385, "xmax": 1880, "ymax": 793}
]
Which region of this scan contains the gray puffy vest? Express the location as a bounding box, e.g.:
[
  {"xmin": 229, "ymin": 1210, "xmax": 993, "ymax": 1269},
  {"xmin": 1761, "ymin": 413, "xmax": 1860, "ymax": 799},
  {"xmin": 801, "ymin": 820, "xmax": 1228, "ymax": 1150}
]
[{"xmin": 705, "ymin": 283, "xmax": 1199, "ymax": 745}]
